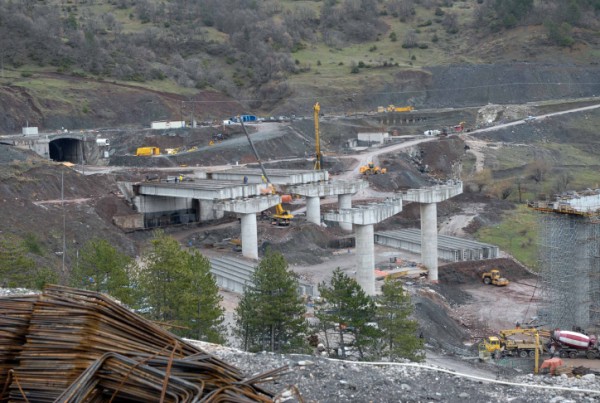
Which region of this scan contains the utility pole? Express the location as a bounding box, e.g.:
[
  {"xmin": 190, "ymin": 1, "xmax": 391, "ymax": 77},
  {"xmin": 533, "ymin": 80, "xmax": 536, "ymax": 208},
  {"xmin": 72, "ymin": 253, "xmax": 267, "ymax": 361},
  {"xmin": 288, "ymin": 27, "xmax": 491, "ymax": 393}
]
[{"xmin": 61, "ymin": 169, "xmax": 66, "ymax": 276}]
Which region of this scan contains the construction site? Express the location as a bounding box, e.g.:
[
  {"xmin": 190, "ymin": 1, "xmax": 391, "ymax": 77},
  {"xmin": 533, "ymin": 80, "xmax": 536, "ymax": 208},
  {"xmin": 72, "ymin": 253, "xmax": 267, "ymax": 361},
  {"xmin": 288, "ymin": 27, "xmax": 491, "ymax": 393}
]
[{"xmin": 1, "ymin": 100, "xmax": 600, "ymax": 401}]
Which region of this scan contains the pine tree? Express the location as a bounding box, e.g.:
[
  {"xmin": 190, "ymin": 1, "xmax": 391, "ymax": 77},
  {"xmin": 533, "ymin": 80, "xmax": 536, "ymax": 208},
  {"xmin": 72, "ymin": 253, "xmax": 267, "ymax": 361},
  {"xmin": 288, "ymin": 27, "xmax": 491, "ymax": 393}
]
[
  {"xmin": 316, "ymin": 268, "xmax": 379, "ymax": 360},
  {"xmin": 70, "ymin": 238, "xmax": 136, "ymax": 306},
  {"xmin": 377, "ymin": 277, "xmax": 424, "ymax": 362},
  {"xmin": 235, "ymin": 250, "xmax": 308, "ymax": 353},
  {"xmin": 0, "ymin": 234, "xmax": 57, "ymax": 289},
  {"xmin": 182, "ymin": 250, "xmax": 226, "ymax": 344},
  {"xmin": 139, "ymin": 231, "xmax": 225, "ymax": 342}
]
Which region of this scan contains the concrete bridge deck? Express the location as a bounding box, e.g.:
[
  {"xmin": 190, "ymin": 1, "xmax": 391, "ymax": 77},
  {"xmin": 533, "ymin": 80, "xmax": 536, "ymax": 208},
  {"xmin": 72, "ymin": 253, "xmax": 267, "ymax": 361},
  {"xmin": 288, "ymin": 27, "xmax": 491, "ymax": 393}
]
[
  {"xmin": 210, "ymin": 168, "xmax": 328, "ymax": 185},
  {"xmin": 135, "ymin": 180, "xmax": 265, "ymax": 200}
]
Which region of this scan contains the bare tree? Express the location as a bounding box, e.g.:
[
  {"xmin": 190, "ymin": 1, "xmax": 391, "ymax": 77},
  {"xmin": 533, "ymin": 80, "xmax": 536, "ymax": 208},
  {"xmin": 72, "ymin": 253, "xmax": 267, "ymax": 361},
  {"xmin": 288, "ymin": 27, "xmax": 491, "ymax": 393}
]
[
  {"xmin": 403, "ymin": 30, "xmax": 417, "ymax": 48},
  {"xmin": 526, "ymin": 159, "xmax": 551, "ymax": 183}
]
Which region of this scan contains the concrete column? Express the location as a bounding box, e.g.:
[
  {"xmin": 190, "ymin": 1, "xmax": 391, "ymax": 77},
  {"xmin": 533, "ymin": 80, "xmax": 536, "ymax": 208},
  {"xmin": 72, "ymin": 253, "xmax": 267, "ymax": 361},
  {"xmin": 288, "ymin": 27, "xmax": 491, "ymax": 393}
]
[
  {"xmin": 306, "ymin": 196, "xmax": 321, "ymax": 225},
  {"xmin": 355, "ymin": 224, "xmax": 375, "ymax": 295},
  {"xmin": 338, "ymin": 193, "xmax": 352, "ymax": 232},
  {"xmin": 240, "ymin": 213, "xmax": 258, "ymax": 260},
  {"xmin": 420, "ymin": 202, "xmax": 438, "ymax": 282}
]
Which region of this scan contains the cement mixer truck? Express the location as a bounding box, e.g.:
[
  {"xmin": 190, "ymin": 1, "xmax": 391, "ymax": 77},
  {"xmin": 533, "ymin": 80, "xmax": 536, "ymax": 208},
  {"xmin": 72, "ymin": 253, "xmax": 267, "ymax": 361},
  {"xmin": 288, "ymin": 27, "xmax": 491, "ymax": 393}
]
[{"xmin": 552, "ymin": 330, "xmax": 600, "ymax": 359}]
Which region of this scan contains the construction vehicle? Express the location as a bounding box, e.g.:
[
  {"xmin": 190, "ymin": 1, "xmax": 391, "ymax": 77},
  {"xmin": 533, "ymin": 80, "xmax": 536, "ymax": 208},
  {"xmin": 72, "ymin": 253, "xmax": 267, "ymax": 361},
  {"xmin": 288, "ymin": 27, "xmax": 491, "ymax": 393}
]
[
  {"xmin": 377, "ymin": 105, "xmax": 414, "ymax": 113},
  {"xmin": 453, "ymin": 122, "xmax": 466, "ymax": 132},
  {"xmin": 482, "ymin": 269, "xmax": 509, "ymax": 286},
  {"xmin": 135, "ymin": 147, "xmax": 160, "ymax": 156},
  {"xmin": 551, "ymin": 329, "xmax": 600, "ymax": 359},
  {"xmin": 480, "ymin": 328, "xmax": 543, "ymax": 373},
  {"xmin": 359, "ymin": 162, "xmax": 387, "ymax": 175},
  {"xmin": 239, "ymin": 117, "xmax": 293, "ymax": 226},
  {"xmin": 314, "ymin": 102, "xmax": 322, "ymax": 170}
]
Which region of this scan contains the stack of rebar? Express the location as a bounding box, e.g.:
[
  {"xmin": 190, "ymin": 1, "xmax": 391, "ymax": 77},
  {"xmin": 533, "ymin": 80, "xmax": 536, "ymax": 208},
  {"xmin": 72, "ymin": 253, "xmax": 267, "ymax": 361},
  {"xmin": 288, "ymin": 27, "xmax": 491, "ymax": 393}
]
[
  {"xmin": 0, "ymin": 295, "xmax": 37, "ymax": 396},
  {"xmin": 0, "ymin": 285, "xmax": 279, "ymax": 402}
]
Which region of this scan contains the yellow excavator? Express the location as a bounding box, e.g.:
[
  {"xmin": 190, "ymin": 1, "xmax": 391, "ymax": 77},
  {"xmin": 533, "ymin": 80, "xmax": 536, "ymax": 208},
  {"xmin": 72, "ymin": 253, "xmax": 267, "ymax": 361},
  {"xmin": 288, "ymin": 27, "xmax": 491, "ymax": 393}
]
[{"xmin": 239, "ymin": 117, "xmax": 293, "ymax": 226}]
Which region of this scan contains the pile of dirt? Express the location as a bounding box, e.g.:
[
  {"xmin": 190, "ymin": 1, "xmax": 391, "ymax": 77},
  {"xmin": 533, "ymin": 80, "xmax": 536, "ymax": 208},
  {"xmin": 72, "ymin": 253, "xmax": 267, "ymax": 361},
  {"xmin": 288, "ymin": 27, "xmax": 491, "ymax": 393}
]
[
  {"xmin": 436, "ymin": 258, "xmax": 535, "ymax": 307},
  {"xmin": 259, "ymin": 222, "xmax": 348, "ymax": 265},
  {"xmin": 412, "ymin": 288, "xmax": 471, "ymax": 352}
]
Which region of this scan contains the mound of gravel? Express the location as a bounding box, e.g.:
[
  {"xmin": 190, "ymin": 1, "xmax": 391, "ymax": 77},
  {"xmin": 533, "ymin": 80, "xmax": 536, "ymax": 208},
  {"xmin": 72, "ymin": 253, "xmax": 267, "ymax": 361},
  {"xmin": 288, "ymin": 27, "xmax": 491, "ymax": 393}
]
[{"xmin": 188, "ymin": 340, "xmax": 600, "ymax": 403}]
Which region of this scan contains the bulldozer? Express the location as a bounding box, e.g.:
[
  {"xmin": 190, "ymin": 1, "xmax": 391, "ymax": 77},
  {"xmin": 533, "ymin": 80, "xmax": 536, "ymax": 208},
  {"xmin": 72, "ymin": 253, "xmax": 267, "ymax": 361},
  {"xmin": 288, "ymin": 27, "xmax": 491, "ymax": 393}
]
[
  {"xmin": 359, "ymin": 162, "xmax": 387, "ymax": 175},
  {"xmin": 481, "ymin": 269, "xmax": 509, "ymax": 286}
]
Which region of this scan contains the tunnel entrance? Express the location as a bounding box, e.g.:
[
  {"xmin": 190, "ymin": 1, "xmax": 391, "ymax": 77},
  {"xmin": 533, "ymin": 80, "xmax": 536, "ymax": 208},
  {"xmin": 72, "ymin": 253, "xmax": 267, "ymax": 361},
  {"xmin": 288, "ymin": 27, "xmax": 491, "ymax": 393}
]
[{"xmin": 49, "ymin": 138, "xmax": 84, "ymax": 163}]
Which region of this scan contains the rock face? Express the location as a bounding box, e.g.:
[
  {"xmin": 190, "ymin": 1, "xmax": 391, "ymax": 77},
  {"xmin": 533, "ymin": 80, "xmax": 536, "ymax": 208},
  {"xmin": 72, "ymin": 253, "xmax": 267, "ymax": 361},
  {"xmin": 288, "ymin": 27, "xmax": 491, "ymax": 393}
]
[{"xmin": 193, "ymin": 341, "xmax": 600, "ymax": 403}]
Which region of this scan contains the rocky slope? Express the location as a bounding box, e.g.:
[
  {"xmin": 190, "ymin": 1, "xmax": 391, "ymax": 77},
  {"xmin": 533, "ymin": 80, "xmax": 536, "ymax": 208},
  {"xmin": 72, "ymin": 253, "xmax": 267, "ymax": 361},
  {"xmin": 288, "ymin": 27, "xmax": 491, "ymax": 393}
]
[{"xmin": 190, "ymin": 340, "xmax": 600, "ymax": 403}]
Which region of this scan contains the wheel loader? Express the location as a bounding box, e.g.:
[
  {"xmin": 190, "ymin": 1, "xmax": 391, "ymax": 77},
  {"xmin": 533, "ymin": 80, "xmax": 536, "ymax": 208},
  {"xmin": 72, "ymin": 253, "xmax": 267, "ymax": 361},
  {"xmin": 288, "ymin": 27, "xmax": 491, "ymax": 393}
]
[
  {"xmin": 359, "ymin": 162, "xmax": 387, "ymax": 175},
  {"xmin": 481, "ymin": 269, "xmax": 509, "ymax": 286}
]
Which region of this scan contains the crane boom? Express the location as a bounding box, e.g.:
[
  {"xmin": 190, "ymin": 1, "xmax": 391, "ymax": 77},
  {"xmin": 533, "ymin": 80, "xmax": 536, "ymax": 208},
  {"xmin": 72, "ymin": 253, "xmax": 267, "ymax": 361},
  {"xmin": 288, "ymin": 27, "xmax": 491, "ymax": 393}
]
[
  {"xmin": 314, "ymin": 102, "xmax": 322, "ymax": 170},
  {"xmin": 239, "ymin": 117, "xmax": 293, "ymax": 225},
  {"xmin": 239, "ymin": 118, "xmax": 271, "ymax": 185}
]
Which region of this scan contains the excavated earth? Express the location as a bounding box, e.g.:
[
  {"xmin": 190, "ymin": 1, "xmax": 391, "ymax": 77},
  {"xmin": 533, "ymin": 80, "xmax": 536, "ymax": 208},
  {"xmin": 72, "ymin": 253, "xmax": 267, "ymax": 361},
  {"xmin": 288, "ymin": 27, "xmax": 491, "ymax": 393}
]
[{"xmin": 2, "ymin": 98, "xmax": 600, "ymax": 399}]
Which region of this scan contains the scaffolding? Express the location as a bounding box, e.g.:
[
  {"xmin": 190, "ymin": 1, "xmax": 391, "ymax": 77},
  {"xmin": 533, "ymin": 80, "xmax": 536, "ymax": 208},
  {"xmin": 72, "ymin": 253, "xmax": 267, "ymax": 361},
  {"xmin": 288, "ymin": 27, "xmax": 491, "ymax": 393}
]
[{"xmin": 535, "ymin": 210, "xmax": 600, "ymax": 332}]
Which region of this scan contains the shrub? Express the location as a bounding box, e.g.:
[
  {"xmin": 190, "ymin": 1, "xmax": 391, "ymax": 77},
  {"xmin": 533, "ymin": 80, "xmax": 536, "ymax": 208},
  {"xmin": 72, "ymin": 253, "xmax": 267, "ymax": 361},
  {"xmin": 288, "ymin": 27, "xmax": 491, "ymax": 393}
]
[
  {"xmin": 419, "ymin": 43, "xmax": 429, "ymax": 49},
  {"xmin": 351, "ymin": 65, "xmax": 360, "ymax": 74}
]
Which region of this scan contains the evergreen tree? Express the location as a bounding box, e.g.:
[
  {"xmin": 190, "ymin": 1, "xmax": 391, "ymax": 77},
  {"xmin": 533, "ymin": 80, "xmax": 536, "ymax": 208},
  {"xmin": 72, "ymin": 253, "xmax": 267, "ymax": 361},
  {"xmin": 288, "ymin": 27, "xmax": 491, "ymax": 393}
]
[
  {"xmin": 0, "ymin": 234, "xmax": 57, "ymax": 289},
  {"xmin": 235, "ymin": 250, "xmax": 308, "ymax": 353},
  {"xmin": 70, "ymin": 238, "xmax": 136, "ymax": 306},
  {"xmin": 377, "ymin": 278, "xmax": 424, "ymax": 362},
  {"xmin": 139, "ymin": 230, "xmax": 225, "ymax": 343},
  {"xmin": 317, "ymin": 268, "xmax": 379, "ymax": 360},
  {"xmin": 182, "ymin": 250, "xmax": 226, "ymax": 344}
]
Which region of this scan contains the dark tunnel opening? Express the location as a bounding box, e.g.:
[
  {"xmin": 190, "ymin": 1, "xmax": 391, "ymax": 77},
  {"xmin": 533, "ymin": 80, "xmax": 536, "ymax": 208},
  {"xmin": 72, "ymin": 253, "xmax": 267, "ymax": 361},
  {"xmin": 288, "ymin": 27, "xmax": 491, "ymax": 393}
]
[{"xmin": 49, "ymin": 138, "xmax": 84, "ymax": 163}]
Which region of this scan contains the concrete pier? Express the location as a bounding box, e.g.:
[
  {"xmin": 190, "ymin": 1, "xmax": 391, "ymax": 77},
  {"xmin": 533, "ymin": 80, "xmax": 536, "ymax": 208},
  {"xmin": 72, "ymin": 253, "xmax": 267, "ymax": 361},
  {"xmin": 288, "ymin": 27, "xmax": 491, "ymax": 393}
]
[
  {"xmin": 323, "ymin": 197, "xmax": 403, "ymax": 295},
  {"xmin": 421, "ymin": 202, "xmax": 437, "ymax": 274},
  {"xmin": 215, "ymin": 195, "xmax": 281, "ymax": 260},
  {"xmin": 338, "ymin": 193, "xmax": 353, "ymax": 231},
  {"xmin": 291, "ymin": 180, "xmax": 368, "ymax": 227},
  {"xmin": 402, "ymin": 181, "xmax": 463, "ymax": 282},
  {"xmin": 306, "ymin": 196, "xmax": 321, "ymax": 225},
  {"xmin": 240, "ymin": 213, "xmax": 258, "ymax": 260},
  {"xmin": 355, "ymin": 224, "xmax": 375, "ymax": 293}
]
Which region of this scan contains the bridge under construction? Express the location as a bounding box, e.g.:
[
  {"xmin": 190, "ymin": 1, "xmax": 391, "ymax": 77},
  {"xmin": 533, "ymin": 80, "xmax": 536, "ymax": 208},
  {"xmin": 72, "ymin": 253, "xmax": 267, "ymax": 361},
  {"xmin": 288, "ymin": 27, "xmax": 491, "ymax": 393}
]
[{"xmin": 529, "ymin": 190, "xmax": 600, "ymax": 331}]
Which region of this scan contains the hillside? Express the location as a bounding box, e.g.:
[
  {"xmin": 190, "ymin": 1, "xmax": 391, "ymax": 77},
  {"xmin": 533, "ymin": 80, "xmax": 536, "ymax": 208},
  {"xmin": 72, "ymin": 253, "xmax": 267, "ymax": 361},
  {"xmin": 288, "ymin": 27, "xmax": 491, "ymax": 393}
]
[{"xmin": 1, "ymin": 0, "xmax": 600, "ymax": 132}]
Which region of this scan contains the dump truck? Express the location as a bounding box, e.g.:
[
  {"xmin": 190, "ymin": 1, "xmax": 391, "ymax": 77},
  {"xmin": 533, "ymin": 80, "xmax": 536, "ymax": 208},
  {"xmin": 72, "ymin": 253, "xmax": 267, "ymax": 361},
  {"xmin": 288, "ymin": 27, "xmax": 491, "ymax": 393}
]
[
  {"xmin": 482, "ymin": 269, "xmax": 509, "ymax": 286},
  {"xmin": 135, "ymin": 147, "xmax": 160, "ymax": 156},
  {"xmin": 480, "ymin": 329, "xmax": 544, "ymax": 359},
  {"xmin": 552, "ymin": 329, "xmax": 600, "ymax": 359}
]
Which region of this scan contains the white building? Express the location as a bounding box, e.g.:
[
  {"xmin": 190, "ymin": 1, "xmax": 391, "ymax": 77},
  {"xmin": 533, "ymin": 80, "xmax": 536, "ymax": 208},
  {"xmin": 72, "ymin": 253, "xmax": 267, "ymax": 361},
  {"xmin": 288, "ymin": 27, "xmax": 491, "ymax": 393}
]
[
  {"xmin": 150, "ymin": 121, "xmax": 186, "ymax": 130},
  {"xmin": 357, "ymin": 131, "xmax": 388, "ymax": 145}
]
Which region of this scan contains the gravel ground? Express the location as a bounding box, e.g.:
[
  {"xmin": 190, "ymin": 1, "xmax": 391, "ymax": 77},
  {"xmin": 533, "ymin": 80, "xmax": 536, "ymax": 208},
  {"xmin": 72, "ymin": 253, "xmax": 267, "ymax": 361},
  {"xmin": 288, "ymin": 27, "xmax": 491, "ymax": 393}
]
[{"xmin": 187, "ymin": 340, "xmax": 600, "ymax": 403}]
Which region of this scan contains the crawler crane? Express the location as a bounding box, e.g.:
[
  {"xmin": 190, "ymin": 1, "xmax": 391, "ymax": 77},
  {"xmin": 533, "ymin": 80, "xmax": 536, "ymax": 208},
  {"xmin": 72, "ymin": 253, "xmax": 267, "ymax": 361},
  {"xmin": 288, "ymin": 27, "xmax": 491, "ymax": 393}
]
[{"xmin": 239, "ymin": 117, "xmax": 293, "ymax": 226}]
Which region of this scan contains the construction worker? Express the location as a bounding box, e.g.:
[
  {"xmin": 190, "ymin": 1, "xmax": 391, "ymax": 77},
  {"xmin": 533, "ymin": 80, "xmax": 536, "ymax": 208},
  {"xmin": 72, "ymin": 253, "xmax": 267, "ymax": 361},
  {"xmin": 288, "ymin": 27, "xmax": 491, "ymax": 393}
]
[{"xmin": 179, "ymin": 174, "xmax": 183, "ymax": 182}]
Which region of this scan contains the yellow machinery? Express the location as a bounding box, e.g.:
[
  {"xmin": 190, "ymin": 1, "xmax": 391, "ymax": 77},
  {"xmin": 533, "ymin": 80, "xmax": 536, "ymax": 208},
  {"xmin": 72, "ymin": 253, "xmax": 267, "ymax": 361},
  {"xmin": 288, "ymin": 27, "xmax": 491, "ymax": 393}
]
[
  {"xmin": 135, "ymin": 147, "xmax": 160, "ymax": 156},
  {"xmin": 239, "ymin": 117, "xmax": 293, "ymax": 226},
  {"xmin": 480, "ymin": 329, "xmax": 542, "ymax": 373},
  {"xmin": 314, "ymin": 102, "xmax": 322, "ymax": 170},
  {"xmin": 359, "ymin": 162, "xmax": 387, "ymax": 175},
  {"xmin": 482, "ymin": 269, "xmax": 509, "ymax": 286}
]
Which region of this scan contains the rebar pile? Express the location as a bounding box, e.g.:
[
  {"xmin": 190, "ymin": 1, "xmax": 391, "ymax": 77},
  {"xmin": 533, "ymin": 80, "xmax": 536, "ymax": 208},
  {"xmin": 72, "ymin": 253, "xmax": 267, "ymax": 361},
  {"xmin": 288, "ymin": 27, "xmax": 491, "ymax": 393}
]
[
  {"xmin": 0, "ymin": 285, "xmax": 278, "ymax": 402},
  {"xmin": 0, "ymin": 295, "xmax": 37, "ymax": 392}
]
